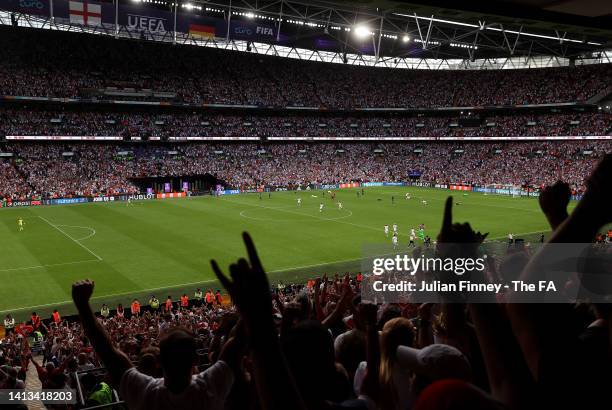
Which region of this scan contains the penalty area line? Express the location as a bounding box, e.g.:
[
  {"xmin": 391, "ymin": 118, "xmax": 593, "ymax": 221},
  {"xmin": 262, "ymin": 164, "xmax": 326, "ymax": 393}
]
[{"xmin": 37, "ymin": 216, "xmax": 103, "ymax": 261}]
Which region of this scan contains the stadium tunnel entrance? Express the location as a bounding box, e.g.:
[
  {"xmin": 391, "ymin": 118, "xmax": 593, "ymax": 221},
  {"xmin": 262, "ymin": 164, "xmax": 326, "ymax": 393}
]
[{"xmin": 129, "ymin": 173, "xmax": 222, "ymax": 194}]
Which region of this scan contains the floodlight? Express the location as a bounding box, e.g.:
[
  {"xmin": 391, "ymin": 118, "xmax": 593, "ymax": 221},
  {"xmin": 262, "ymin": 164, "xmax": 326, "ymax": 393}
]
[
  {"xmin": 354, "ymin": 26, "xmax": 371, "ymax": 38},
  {"xmin": 402, "ymin": 35, "xmax": 410, "ymax": 43}
]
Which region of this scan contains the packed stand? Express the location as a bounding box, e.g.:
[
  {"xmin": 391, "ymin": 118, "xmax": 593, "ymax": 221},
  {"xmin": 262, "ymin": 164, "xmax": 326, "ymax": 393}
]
[
  {"xmin": 1, "ymin": 26, "xmax": 611, "ymax": 108},
  {"xmin": 1, "ymin": 109, "xmax": 610, "ymax": 140},
  {"xmin": 1, "ymin": 138, "xmax": 610, "ymax": 201}
]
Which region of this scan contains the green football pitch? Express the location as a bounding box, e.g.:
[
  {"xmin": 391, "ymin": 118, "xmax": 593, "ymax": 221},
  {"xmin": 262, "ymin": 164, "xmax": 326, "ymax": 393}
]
[{"xmin": 0, "ymin": 187, "xmax": 567, "ymax": 320}]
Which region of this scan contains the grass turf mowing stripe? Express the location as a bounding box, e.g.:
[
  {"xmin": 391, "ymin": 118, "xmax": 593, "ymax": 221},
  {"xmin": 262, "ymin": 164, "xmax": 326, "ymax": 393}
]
[
  {"xmin": 0, "ymin": 186, "xmax": 554, "ymax": 320},
  {"xmin": 37, "ymin": 216, "xmax": 103, "ymax": 261}
]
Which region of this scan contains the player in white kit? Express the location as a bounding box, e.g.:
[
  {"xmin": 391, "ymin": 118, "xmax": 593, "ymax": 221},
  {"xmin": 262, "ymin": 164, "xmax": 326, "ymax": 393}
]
[
  {"xmin": 393, "ymin": 223, "xmax": 398, "ymax": 234},
  {"xmin": 392, "ymin": 233, "xmax": 398, "ymax": 249},
  {"xmin": 319, "ymin": 203, "xmax": 324, "ymax": 212},
  {"xmin": 384, "ymin": 224, "xmax": 389, "ymax": 237},
  {"xmin": 405, "ymin": 192, "xmax": 411, "ymax": 200},
  {"xmin": 297, "ymin": 198, "xmax": 302, "ymax": 207},
  {"xmin": 338, "ymin": 202, "xmax": 343, "ymax": 209}
]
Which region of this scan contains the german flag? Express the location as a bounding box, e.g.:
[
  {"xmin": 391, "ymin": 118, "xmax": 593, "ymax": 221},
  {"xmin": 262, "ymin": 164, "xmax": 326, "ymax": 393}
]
[{"xmin": 189, "ymin": 24, "xmax": 215, "ymax": 39}]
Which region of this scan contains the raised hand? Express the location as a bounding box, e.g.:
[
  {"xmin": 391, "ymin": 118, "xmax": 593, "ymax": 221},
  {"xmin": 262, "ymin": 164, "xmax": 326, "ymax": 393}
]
[
  {"xmin": 213, "ymin": 234, "xmax": 308, "ymax": 410},
  {"xmin": 580, "ymin": 153, "xmax": 612, "ymax": 225},
  {"xmin": 72, "ymin": 279, "xmax": 95, "ymax": 308},
  {"xmin": 211, "ymin": 232, "xmax": 273, "ymax": 329},
  {"xmin": 437, "ymin": 196, "xmax": 488, "ymax": 253},
  {"xmin": 338, "ymin": 275, "xmax": 354, "ymax": 309},
  {"xmin": 538, "ymin": 181, "xmax": 570, "ymax": 229},
  {"xmin": 435, "ymin": 197, "xmax": 488, "ymax": 302}
]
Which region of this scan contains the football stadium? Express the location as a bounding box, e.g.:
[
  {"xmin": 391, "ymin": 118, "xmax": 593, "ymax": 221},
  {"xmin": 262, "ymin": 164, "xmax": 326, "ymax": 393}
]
[{"xmin": 0, "ymin": 0, "xmax": 611, "ymax": 408}]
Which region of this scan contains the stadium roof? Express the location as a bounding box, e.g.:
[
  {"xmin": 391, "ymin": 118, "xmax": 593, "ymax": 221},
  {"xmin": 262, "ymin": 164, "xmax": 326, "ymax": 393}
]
[
  {"xmin": 2, "ymin": 0, "xmax": 611, "ymax": 68},
  {"xmin": 174, "ymin": 0, "xmax": 611, "ymax": 61}
]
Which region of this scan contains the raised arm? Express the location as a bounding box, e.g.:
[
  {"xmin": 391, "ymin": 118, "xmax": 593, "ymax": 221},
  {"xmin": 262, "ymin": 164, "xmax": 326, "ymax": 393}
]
[
  {"xmin": 30, "ymin": 356, "xmax": 46, "ymax": 380},
  {"xmin": 321, "ymin": 275, "xmax": 353, "ymax": 329},
  {"xmin": 357, "ymin": 303, "xmax": 381, "ymax": 403},
  {"xmin": 72, "ymin": 280, "xmax": 132, "ymax": 387},
  {"xmin": 506, "ymin": 154, "xmax": 612, "ymax": 378},
  {"xmin": 436, "ymin": 197, "xmax": 535, "ymax": 408},
  {"xmin": 212, "ymin": 233, "xmax": 307, "ymax": 410},
  {"xmin": 538, "ymin": 181, "xmax": 571, "ymax": 231},
  {"xmin": 313, "ymin": 278, "xmax": 325, "ymax": 321}
]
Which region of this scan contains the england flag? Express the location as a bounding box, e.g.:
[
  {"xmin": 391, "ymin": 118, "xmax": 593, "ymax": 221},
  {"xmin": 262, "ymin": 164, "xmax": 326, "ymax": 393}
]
[{"xmin": 69, "ymin": 1, "xmax": 102, "ymax": 26}]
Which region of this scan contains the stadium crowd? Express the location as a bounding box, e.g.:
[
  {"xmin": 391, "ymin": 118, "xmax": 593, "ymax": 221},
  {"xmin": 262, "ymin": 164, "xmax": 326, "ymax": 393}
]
[
  {"xmin": 1, "ymin": 26, "xmax": 611, "ymax": 108},
  {"xmin": 1, "ymin": 109, "xmax": 610, "ymax": 139},
  {"xmin": 0, "ymin": 139, "xmax": 610, "ymax": 200},
  {"xmin": 1, "ymin": 154, "xmax": 611, "ymax": 410},
  {"xmin": 2, "ymin": 13, "xmax": 612, "ymax": 410}
]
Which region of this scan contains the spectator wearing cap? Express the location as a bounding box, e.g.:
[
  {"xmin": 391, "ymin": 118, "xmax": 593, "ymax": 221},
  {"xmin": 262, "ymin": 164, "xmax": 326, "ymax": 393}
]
[
  {"xmin": 413, "ymin": 379, "xmax": 507, "ymax": 410},
  {"xmin": 396, "ymin": 343, "xmax": 472, "ymax": 403}
]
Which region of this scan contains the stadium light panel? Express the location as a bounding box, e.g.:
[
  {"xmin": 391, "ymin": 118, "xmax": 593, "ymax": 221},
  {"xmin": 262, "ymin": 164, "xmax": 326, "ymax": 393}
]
[
  {"xmin": 393, "ymin": 12, "xmax": 598, "ymax": 45},
  {"xmin": 354, "ymin": 26, "xmax": 371, "ymax": 38},
  {"xmin": 402, "ymin": 35, "xmax": 410, "ymax": 43}
]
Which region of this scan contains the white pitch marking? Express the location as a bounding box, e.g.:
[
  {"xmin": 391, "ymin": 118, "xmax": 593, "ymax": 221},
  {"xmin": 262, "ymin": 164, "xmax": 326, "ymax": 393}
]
[
  {"xmin": 0, "ymin": 259, "xmax": 100, "ymax": 273},
  {"xmin": 223, "ymin": 198, "xmax": 404, "ymax": 236},
  {"xmin": 0, "ymin": 226, "xmax": 546, "ymax": 313},
  {"xmin": 37, "ymin": 216, "xmax": 103, "ymax": 261},
  {"xmin": 56, "ymin": 224, "xmax": 97, "ymax": 241}
]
